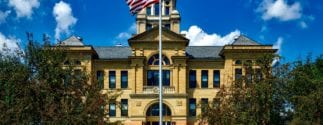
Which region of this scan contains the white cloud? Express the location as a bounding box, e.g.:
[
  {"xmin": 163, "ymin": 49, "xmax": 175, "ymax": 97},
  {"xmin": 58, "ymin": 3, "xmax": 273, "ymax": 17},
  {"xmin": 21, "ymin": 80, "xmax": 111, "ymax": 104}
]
[
  {"xmin": 0, "ymin": 10, "xmax": 11, "ymax": 24},
  {"xmin": 181, "ymin": 25, "xmax": 240, "ymax": 46},
  {"xmin": 299, "ymin": 21, "xmax": 308, "ymax": 29},
  {"xmin": 273, "ymin": 37, "xmax": 283, "ymax": 54},
  {"xmin": 53, "ymin": 1, "xmax": 77, "ymax": 40},
  {"xmin": 8, "ymin": 0, "xmax": 40, "ymax": 18},
  {"xmin": 0, "ymin": 32, "xmax": 21, "ymax": 56},
  {"xmin": 114, "ymin": 23, "xmax": 136, "ymax": 45},
  {"xmin": 258, "ymin": 0, "xmax": 302, "ymax": 21},
  {"xmin": 272, "ymin": 37, "xmax": 283, "ymax": 65}
]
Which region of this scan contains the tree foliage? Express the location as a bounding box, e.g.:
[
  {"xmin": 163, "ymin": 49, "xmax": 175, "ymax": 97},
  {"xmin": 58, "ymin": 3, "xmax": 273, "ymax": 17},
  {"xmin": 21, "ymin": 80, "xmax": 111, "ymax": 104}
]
[
  {"xmin": 200, "ymin": 54, "xmax": 322, "ymax": 125},
  {"xmin": 0, "ymin": 36, "xmax": 119, "ymax": 124}
]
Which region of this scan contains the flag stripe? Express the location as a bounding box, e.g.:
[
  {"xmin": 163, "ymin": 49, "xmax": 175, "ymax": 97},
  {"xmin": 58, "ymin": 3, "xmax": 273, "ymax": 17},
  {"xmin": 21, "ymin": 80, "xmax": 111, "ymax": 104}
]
[{"xmin": 126, "ymin": 0, "xmax": 159, "ymax": 15}]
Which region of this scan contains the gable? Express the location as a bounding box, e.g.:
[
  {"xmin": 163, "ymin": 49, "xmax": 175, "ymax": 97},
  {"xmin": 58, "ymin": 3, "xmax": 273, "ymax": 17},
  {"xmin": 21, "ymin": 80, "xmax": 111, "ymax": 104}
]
[{"xmin": 128, "ymin": 27, "xmax": 189, "ymax": 46}]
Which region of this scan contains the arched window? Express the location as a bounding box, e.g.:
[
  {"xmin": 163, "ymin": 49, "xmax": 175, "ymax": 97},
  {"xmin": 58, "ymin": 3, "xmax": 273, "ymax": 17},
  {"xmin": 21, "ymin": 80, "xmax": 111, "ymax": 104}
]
[
  {"xmin": 146, "ymin": 103, "xmax": 171, "ymax": 116},
  {"xmin": 154, "ymin": 4, "xmax": 159, "ymax": 15},
  {"xmin": 148, "ymin": 54, "xmax": 170, "ymax": 65},
  {"xmin": 235, "ymin": 60, "xmax": 242, "ymax": 65}
]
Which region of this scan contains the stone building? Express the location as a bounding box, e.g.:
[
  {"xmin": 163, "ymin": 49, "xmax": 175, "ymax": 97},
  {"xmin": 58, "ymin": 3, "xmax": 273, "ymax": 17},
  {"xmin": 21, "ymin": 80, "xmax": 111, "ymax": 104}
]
[{"xmin": 58, "ymin": 0, "xmax": 276, "ymax": 124}]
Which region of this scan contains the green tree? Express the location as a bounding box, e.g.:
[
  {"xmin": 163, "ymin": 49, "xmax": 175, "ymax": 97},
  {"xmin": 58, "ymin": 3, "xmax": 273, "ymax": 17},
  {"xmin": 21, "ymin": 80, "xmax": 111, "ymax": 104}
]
[
  {"xmin": 287, "ymin": 55, "xmax": 322, "ymax": 125},
  {"xmin": 0, "ymin": 34, "xmax": 120, "ymax": 124},
  {"xmin": 200, "ymin": 54, "xmax": 288, "ymax": 125}
]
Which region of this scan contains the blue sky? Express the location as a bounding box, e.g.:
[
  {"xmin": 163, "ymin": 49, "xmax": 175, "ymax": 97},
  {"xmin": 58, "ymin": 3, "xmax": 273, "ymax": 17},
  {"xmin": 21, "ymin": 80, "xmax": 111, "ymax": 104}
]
[{"xmin": 0, "ymin": 0, "xmax": 323, "ymax": 62}]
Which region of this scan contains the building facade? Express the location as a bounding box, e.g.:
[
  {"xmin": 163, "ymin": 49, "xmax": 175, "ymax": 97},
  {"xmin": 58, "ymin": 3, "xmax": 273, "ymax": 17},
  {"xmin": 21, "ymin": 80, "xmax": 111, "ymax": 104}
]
[{"xmin": 58, "ymin": 0, "xmax": 276, "ymax": 125}]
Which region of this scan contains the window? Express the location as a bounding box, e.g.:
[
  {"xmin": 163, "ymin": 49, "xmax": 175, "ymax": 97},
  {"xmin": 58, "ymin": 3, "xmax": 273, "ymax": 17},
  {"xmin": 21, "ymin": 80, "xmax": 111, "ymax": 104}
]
[
  {"xmin": 165, "ymin": 6, "xmax": 170, "ymax": 15},
  {"xmin": 213, "ymin": 98, "xmax": 220, "ymax": 108},
  {"xmin": 109, "ymin": 71, "xmax": 116, "ymax": 89},
  {"xmin": 109, "ymin": 101, "xmax": 116, "ymax": 117},
  {"xmin": 64, "ymin": 60, "xmax": 70, "ymax": 65},
  {"xmin": 146, "ymin": 6, "xmax": 151, "ymax": 15},
  {"xmin": 154, "ymin": 4, "xmax": 159, "ymax": 15},
  {"xmin": 201, "ymin": 98, "xmax": 208, "ymax": 113},
  {"xmin": 121, "ymin": 99, "xmax": 128, "ymax": 116},
  {"xmin": 235, "ymin": 68, "xmax": 242, "ymax": 80},
  {"xmin": 245, "ymin": 60, "xmax": 253, "ymax": 66},
  {"xmin": 147, "ymin": 70, "xmax": 170, "ymax": 86},
  {"xmin": 146, "ymin": 24, "xmax": 152, "ymax": 31},
  {"xmin": 189, "ymin": 70, "xmax": 197, "ymax": 88},
  {"xmin": 97, "ymin": 71, "xmax": 104, "ymax": 89},
  {"xmin": 148, "ymin": 54, "xmax": 170, "ymax": 65},
  {"xmin": 74, "ymin": 69, "xmax": 82, "ymax": 87},
  {"xmin": 246, "ymin": 68, "xmax": 252, "ymax": 85},
  {"xmin": 235, "ymin": 60, "xmax": 242, "ymax": 65},
  {"xmin": 189, "ymin": 98, "xmax": 196, "ymax": 116},
  {"xmin": 74, "ymin": 60, "xmax": 81, "ymax": 65},
  {"xmin": 121, "ymin": 71, "xmax": 128, "ymax": 88},
  {"xmin": 146, "ymin": 103, "xmax": 171, "ymax": 116},
  {"xmin": 201, "ymin": 70, "xmax": 208, "ymax": 88},
  {"xmin": 64, "ymin": 74, "xmax": 71, "ymax": 86},
  {"xmin": 165, "ymin": 24, "xmax": 171, "ymax": 30},
  {"xmin": 256, "ymin": 69, "xmax": 263, "ymax": 81},
  {"xmin": 213, "ymin": 70, "xmax": 220, "ymax": 88}
]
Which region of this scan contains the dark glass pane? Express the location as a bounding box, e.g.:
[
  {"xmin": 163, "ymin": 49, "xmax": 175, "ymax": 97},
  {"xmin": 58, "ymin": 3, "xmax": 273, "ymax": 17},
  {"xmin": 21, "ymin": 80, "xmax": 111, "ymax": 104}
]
[
  {"xmin": 97, "ymin": 71, "xmax": 104, "ymax": 89},
  {"xmin": 147, "ymin": 70, "xmax": 170, "ymax": 86},
  {"xmin": 163, "ymin": 70, "xmax": 170, "ymax": 86},
  {"xmin": 165, "ymin": 7, "xmax": 170, "ymax": 15},
  {"xmin": 146, "ymin": 24, "xmax": 152, "ymax": 31},
  {"xmin": 201, "ymin": 70, "xmax": 208, "ymax": 88},
  {"xmin": 235, "ymin": 69, "xmax": 242, "ymax": 80},
  {"xmin": 201, "ymin": 98, "xmax": 208, "ymax": 112},
  {"xmin": 154, "ymin": 4, "xmax": 159, "ymax": 15},
  {"xmin": 121, "ymin": 71, "xmax": 128, "ymax": 88},
  {"xmin": 109, "ymin": 102, "xmax": 116, "ymax": 117},
  {"xmin": 121, "ymin": 99, "xmax": 128, "ymax": 116},
  {"xmin": 246, "ymin": 69, "xmax": 252, "ymax": 85},
  {"xmin": 146, "ymin": 7, "xmax": 151, "ymax": 15},
  {"xmin": 146, "ymin": 103, "xmax": 171, "ymax": 116},
  {"xmin": 213, "ymin": 70, "xmax": 220, "ymax": 88},
  {"xmin": 189, "ymin": 98, "xmax": 196, "ymax": 116},
  {"xmin": 235, "ymin": 60, "xmax": 242, "ymax": 65},
  {"xmin": 109, "ymin": 71, "xmax": 116, "ymax": 89},
  {"xmin": 189, "ymin": 70, "xmax": 196, "ymax": 88},
  {"xmin": 165, "ymin": 24, "xmax": 170, "ymax": 30}
]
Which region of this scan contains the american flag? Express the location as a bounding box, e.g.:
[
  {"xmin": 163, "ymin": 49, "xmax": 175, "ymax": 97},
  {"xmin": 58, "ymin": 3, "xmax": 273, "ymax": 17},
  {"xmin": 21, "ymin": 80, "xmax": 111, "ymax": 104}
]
[{"xmin": 126, "ymin": 0, "xmax": 159, "ymax": 15}]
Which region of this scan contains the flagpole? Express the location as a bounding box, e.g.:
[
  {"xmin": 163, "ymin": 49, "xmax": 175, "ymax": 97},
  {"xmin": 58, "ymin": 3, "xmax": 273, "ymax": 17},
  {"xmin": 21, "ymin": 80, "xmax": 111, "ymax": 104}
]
[{"xmin": 158, "ymin": 0, "xmax": 163, "ymax": 125}]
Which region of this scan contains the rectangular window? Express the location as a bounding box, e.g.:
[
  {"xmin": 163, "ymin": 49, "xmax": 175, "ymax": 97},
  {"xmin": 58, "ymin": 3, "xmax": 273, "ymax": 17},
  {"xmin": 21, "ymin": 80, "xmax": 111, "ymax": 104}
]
[
  {"xmin": 201, "ymin": 98, "xmax": 208, "ymax": 113},
  {"xmin": 235, "ymin": 68, "xmax": 242, "ymax": 80},
  {"xmin": 146, "ymin": 24, "xmax": 152, "ymax": 31},
  {"xmin": 121, "ymin": 71, "xmax": 128, "ymax": 89},
  {"xmin": 165, "ymin": 6, "xmax": 170, "ymax": 15},
  {"xmin": 189, "ymin": 98, "xmax": 196, "ymax": 116},
  {"xmin": 97, "ymin": 71, "xmax": 104, "ymax": 89},
  {"xmin": 121, "ymin": 99, "xmax": 128, "ymax": 116},
  {"xmin": 147, "ymin": 70, "xmax": 170, "ymax": 86},
  {"xmin": 74, "ymin": 69, "xmax": 82, "ymax": 87},
  {"xmin": 189, "ymin": 70, "xmax": 197, "ymax": 88},
  {"xmin": 213, "ymin": 70, "xmax": 220, "ymax": 88},
  {"xmin": 213, "ymin": 98, "xmax": 220, "ymax": 108},
  {"xmin": 256, "ymin": 69, "xmax": 263, "ymax": 81},
  {"xmin": 146, "ymin": 7, "xmax": 151, "ymax": 15},
  {"xmin": 154, "ymin": 4, "xmax": 159, "ymax": 15},
  {"xmin": 109, "ymin": 101, "xmax": 116, "ymax": 117},
  {"xmin": 201, "ymin": 70, "xmax": 208, "ymax": 88},
  {"xmin": 246, "ymin": 68, "xmax": 252, "ymax": 85},
  {"xmin": 165, "ymin": 24, "xmax": 171, "ymax": 30},
  {"xmin": 109, "ymin": 71, "xmax": 116, "ymax": 89}
]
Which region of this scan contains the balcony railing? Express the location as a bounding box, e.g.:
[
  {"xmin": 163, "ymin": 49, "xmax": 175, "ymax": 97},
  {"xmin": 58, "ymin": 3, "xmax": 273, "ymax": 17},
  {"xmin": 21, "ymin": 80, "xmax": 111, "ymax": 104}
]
[{"xmin": 143, "ymin": 86, "xmax": 175, "ymax": 94}]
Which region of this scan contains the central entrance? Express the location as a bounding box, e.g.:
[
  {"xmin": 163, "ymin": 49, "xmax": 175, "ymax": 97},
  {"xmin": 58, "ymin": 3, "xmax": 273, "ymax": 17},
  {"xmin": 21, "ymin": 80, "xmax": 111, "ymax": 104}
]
[{"xmin": 145, "ymin": 103, "xmax": 173, "ymax": 125}]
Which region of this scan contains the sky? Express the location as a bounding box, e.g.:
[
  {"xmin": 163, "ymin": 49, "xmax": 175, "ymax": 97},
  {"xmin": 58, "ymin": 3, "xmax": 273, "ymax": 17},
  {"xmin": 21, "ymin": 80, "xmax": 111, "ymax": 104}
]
[{"xmin": 0, "ymin": 0, "xmax": 323, "ymax": 62}]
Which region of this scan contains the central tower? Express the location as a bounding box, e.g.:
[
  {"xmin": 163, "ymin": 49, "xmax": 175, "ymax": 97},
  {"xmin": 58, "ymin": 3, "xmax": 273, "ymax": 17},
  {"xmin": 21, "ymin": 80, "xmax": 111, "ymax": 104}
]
[{"xmin": 136, "ymin": 0, "xmax": 181, "ymax": 34}]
